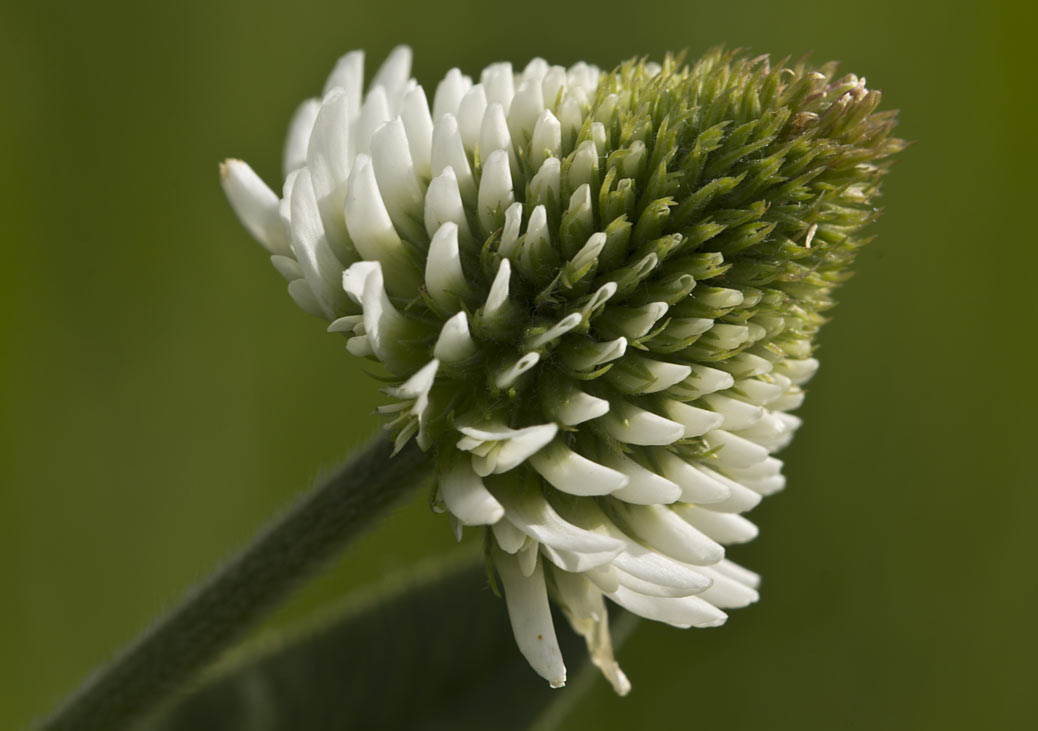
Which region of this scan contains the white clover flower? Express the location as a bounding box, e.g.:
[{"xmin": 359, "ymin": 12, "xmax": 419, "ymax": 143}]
[{"xmin": 222, "ymin": 46, "xmax": 902, "ymax": 693}]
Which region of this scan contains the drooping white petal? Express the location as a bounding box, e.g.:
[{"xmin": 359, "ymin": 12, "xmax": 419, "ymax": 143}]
[
  {"xmin": 432, "ymin": 67, "xmax": 472, "ymax": 120},
  {"xmin": 703, "ymin": 429, "xmax": 770, "ymax": 470},
  {"xmin": 652, "ymin": 449, "xmax": 731, "ymax": 504},
  {"xmin": 673, "ymin": 504, "xmax": 759, "ymax": 545},
  {"xmin": 600, "ymin": 450, "xmax": 683, "ymax": 505},
  {"xmin": 370, "ymin": 118, "xmax": 426, "ymax": 242},
  {"xmin": 477, "ymin": 149, "xmax": 514, "ymax": 234},
  {"xmin": 288, "ymin": 169, "xmax": 349, "ymax": 318},
  {"xmin": 343, "ymin": 154, "xmax": 420, "ymax": 297},
  {"xmin": 493, "ymin": 517, "xmax": 528, "ymax": 553},
  {"xmin": 695, "ymin": 565, "xmax": 760, "ymax": 609},
  {"xmin": 492, "ymin": 482, "xmax": 625, "ymax": 559},
  {"xmin": 492, "ymin": 546, "xmax": 567, "ymax": 688},
  {"xmin": 606, "ymin": 354, "xmax": 692, "ymax": 395},
  {"xmin": 220, "ymin": 160, "xmax": 291, "ymax": 256},
  {"xmin": 457, "ymin": 422, "xmax": 559, "ymax": 476},
  {"xmin": 603, "ymin": 302, "xmax": 670, "ymax": 340},
  {"xmin": 342, "ymin": 260, "xmax": 420, "ymax": 373},
  {"xmin": 614, "ymin": 503, "xmax": 725, "ymax": 565},
  {"xmin": 287, "ymin": 279, "xmax": 325, "ymax": 318},
  {"xmin": 282, "ymin": 99, "xmax": 321, "ymax": 177},
  {"xmin": 425, "ymin": 222, "xmax": 468, "ymax": 311},
  {"xmin": 529, "ymin": 440, "xmax": 628, "ymax": 496},
  {"xmin": 606, "ymin": 585, "xmax": 727, "ymax": 629},
  {"xmin": 598, "ymin": 400, "xmax": 685, "ymax": 446},
  {"xmin": 384, "ymin": 358, "xmax": 438, "ymax": 418},
  {"xmin": 271, "ymin": 254, "xmax": 302, "ymax": 282},
  {"xmin": 774, "ymin": 356, "xmax": 820, "ymax": 385},
  {"xmin": 732, "ymin": 377, "xmax": 787, "ymax": 407},
  {"xmin": 702, "ymin": 393, "xmax": 764, "ymax": 431},
  {"xmin": 688, "ymin": 465, "xmax": 762, "ymax": 513},
  {"xmin": 659, "ymin": 399, "xmax": 725, "ymax": 438},
  {"xmin": 438, "ymin": 457, "xmax": 505, "ymax": 526},
  {"xmin": 433, "ymin": 311, "xmax": 478, "ymax": 362},
  {"xmin": 424, "ymin": 166, "xmax": 474, "ymax": 241},
  {"xmin": 551, "ymin": 571, "xmax": 631, "ymax": 696}
]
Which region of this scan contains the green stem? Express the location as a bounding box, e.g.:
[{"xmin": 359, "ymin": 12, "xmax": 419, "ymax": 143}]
[{"xmin": 35, "ymin": 433, "xmax": 432, "ymax": 731}]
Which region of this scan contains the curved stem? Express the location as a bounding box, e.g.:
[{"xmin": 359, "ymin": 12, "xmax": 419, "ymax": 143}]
[{"xmin": 35, "ymin": 433, "xmax": 432, "ymax": 731}]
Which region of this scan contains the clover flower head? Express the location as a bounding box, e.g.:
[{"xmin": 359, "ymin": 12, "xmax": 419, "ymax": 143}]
[{"xmin": 222, "ymin": 45, "xmax": 902, "ymax": 693}]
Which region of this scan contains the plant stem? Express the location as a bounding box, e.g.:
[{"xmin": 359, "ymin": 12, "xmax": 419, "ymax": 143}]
[{"xmin": 35, "ymin": 433, "xmax": 432, "ymax": 731}]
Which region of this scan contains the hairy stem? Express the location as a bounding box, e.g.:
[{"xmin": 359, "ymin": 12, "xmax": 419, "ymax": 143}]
[{"xmin": 36, "ymin": 433, "xmax": 432, "ymax": 731}]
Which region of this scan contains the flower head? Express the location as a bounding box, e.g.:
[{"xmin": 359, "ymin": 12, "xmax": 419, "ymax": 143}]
[{"xmin": 222, "ymin": 46, "xmax": 903, "ymax": 693}]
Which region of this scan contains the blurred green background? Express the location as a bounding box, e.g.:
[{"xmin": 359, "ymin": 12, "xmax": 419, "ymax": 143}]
[{"xmin": 1, "ymin": 0, "xmax": 1035, "ymax": 728}]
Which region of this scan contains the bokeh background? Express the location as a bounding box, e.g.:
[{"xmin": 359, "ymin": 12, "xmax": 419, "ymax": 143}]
[{"xmin": 2, "ymin": 0, "xmax": 1035, "ymax": 728}]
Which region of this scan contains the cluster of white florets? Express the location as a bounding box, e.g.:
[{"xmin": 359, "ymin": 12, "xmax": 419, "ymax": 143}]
[{"xmin": 223, "ymin": 46, "xmax": 901, "ymax": 692}]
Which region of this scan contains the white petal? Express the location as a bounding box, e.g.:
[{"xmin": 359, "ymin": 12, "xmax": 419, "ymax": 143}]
[
  {"xmin": 713, "ymin": 558, "xmax": 761, "ymax": 590},
  {"xmin": 567, "ymin": 139, "xmax": 599, "ymax": 191},
  {"xmin": 424, "ymin": 166, "xmax": 474, "ymax": 241},
  {"xmin": 353, "ymin": 86, "xmax": 391, "ymax": 157},
  {"xmin": 518, "ymin": 540, "xmax": 540, "ymax": 577},
  {"xmin": 483, "ymin": 257, "xmax": 512, "ymax": 319},
  {"xmin": 479, "ymin": 103, "xmax": 517, "ymax": 173},
  {"xmin": 494, "ymin": 352, "xmax": 540, "ymax": 389},
  {"xmin": 430, "ymin": 114, "xmax": 477, "ymax": 206},
  {"xmin": 288, "ymin": 169, "xmax": 348, "ymax": 318},
  {"xmin": 551, "ymin": 571, "xmax": 631, "ymax": 696},
  {"xmin": 526, "ymin": 312, "xmax": 583, "ymax": 349},
  {"xmin": 220, "ymin": 160, "xmax": 291, "ymax": 256},
  {"xmin": 601, "ymin": 450, "xmax": 683, "ymax": 505},
  {"xmin": 606, "ymin": 354, "xmax": 691, "ymax": 395},
  {"xmin": 695, "ymin": 565, "xmax": 760, "ymax": 609},
  {"xmin": 271, "ymin": 254, "xmax": 302, "ymax": 282},
  {"xmin": 689, "ymin": 465, "xmax": 762, "ymax": 513},
  {"xmin": 492, "ymin": 546, "xmax": 567, "ymax": 688},
  {"xmin": 499, "ymin": 202, "xmax": 523, "ymax": 258},
  {"xmin": 287, "ymin": 279, "xmax": 325, "ymax": 318},
  {"xmin": 508, "ymin": 79, "xmax": 545, "ymax": 144},
  {"xmin": 477, "ymin": 149, "xmax": 514, "ymax": 235},
  {"xmin": 480, "ymin": 62, "xmax": 515, "ymax": 108},
  {"xmin": 306, "ymin": 90, "xmax": 354, "ymax": 260},
  {"xmin": 530, "ymin": 110, "xmax": 562, "ymax": 169},
  {"xmin": 606, "ymin": 585, "xmax": 727, "ymax": 629},
  {"xmin": 384, "ymin": 358, "xmax": 438, "ymax": 416},
  {"xmin": 528, "ymin": 157, "xmax": 561, "ymax": 206},
  {"xmin": 674, "ymin": 504, "xmax": 759, "ymax": 545},
  {"xmin": 370, "ymin": 118, "xmax": 426, "ymax": 242},
  {"xmin": 598, "ymin": 400, "xmax": 685, "ymax": 446},
  {"xmin": 558, "ymin": 336, "xmax": 627, "ymax": 371},
  {"xmin": 433, "ymin": 311, "xmax": 478, "ymax": 362},
  {"xmin": 652, "ymin": 449, "xmax": 731, "ymax": 504},
  {"xmin": 401, "ymin": 85, "xmax": 433, "ymax": 179},
  {"xmin": 614, "ymin": 503, "xmax": 725, "ymax": 565},
  {"xmin": 492, "ymin": 481, "xmax": 625, "ymax": 558},
  {"xmin": 322, "ymin": 50, "xmax": 364, "ymax": 118},
  {"xmin": 774, "ymin": 357, "xmax": 820, "ymax": 385},
  {"xmin": 432, "ymin": 67, "xmax": 472, "ymax": 120},
  {"xmin": 529, "ymin": 440, "xmax": 628, "ymax": 496},
  {"xmin": 702, "ymin": 393, "xmax": 764, "ymax": 431},
  {"xmin": 343, "ymin": 154, "xmax": 419, "ymax": 297},
  {"xmin": 732, "ymin": 377, "xmax": 787, "ymax": 407},
  {"xmin": 369, "ymin": 45, "xmax": 412, "ymax": 115},
  {"xmin": 425, "ymin": 223, "xmax": 468, "ymax": 311},
  {"xmin": 439, "ymin": 457, "xmax": 505, "ymax": 526},
  {"xmin": 493, "ymin": 517, "xmax": 528, "ymax": 553},
  {"xmin": 659, "ymin": 399, "xmax": 725, "ymax": 438},
  {"xmin": 603, "ymin": 302, "xmax": 669, "ymax": 340},
  {"xmin": 542, "ymin": 381, "xmax": 610, "ymax": 426},
  {"xmin": 345, "ymin": 260, "xmax": 419, "ymax": 373},
  {"xmin": 703, "ymin": 429, "xmax": 770, "ymax": 470},
  {"xmin": 456, "ymin": 84, "xmax": 487, "ymax": 153},
  {"xmin": 482, "ymin": 423, "xmax": 558, "ymax": 475},
  {"xmin": 282, "ymin": 98, "xmax": 321, "ymax": 176}
]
